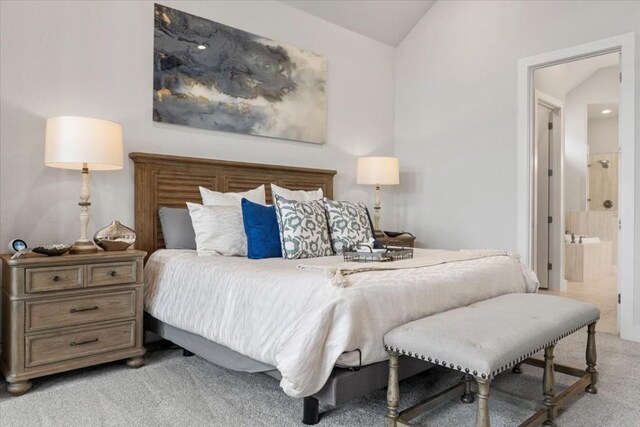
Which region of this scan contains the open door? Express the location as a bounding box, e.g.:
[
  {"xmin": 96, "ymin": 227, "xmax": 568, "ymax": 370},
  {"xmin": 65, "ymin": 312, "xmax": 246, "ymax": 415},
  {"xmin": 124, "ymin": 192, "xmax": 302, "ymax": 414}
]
[{"xmin": 533, "ymin": 91, "xmax": 563, "ymax": 291}]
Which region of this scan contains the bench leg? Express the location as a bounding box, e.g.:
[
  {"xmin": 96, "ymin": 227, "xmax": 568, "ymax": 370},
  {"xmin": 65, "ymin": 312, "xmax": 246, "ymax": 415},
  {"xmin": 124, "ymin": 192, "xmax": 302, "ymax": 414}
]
[
  {"xmin": 461, "ymin": 374, "xmax": 475, "ymax": 403},
  {"xmin": 385, "ymin": 351, "xmax": 400, "ymax": 427},
  {"xmin": 543, "ymin": 344, "xmax": 556, "ymax": 426},
  {"xmin": 512, "ymin": 363, "xmax": 523, "ymax": 374},
  {"xmin": 585, "ymin": 322, "xmax": 598, "ymax": 394},
  {"xmin": 475, "ymin": 378, "xmax": 491, "ymax": 427}
]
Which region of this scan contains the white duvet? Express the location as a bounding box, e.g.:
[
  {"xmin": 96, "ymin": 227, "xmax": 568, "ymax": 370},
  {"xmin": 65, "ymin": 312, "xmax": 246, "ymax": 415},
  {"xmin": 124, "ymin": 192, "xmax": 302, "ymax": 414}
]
[{"xmin": 144, "ymin": 249, "xmax": 538, "ymax": 398}]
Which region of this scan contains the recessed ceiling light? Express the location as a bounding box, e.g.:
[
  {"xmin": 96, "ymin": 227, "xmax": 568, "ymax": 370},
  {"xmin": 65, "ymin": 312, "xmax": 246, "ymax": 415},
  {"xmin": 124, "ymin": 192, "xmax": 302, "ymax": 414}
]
[
  {"xmin": 601, "ymin": 109, "xmax": 612, "ymax": 114},
  {"xmin": 197, "ymin": 45, "xmax": 207, "ymax": 50}
]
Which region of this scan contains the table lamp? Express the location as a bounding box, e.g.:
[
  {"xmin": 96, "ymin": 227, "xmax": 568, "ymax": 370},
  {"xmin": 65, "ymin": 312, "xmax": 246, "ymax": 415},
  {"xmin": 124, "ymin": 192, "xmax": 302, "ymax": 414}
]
[
  {"xmin": 357, "ymin": 157, "xmax": 399, "ymax": 232},
  {"xmin": 45, "ymin": 116, "xmax": 124, "ymax": 254}
]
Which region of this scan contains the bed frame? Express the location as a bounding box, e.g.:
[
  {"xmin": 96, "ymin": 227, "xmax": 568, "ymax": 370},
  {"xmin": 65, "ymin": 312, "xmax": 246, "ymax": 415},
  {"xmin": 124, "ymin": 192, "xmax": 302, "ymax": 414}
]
[{"xmin": 130, "ymin": 152, "xmax": 429, "ymax": 424}]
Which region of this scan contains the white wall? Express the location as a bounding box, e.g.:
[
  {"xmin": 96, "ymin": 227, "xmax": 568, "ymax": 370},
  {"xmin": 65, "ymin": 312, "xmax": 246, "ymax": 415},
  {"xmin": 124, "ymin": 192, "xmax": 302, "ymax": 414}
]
[
  {"xmin": 564, "ymin": 67, "xmax": 619, "ymax": 212},
  {"xmin": 0, "ymin": 0, "xmax": 396, "ymax": 252},
  {"xmin": 395, "ymin": 1, "xmax": 639, "ymax": 251},
  {"xmin": 589, "ymin": 116, "xmax": 619, "ymax": 154}
]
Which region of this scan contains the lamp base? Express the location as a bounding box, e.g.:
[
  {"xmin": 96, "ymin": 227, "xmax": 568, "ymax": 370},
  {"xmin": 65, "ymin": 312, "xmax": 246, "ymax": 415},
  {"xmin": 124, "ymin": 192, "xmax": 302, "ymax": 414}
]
[
  {"xmin": 70, "ymin": 240, "xmax": 99, "ymax": 254},
  {"xmin": 374, "ymin": 230, "xmax": 386, "ymax": 239}
]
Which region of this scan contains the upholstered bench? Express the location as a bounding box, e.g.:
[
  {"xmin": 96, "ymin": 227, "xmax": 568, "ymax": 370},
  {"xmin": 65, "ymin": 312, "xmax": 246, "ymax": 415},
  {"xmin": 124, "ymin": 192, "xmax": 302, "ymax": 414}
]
[{"xmin": 383, "ymin": 293, "xmax": 600, "ymax": 427}]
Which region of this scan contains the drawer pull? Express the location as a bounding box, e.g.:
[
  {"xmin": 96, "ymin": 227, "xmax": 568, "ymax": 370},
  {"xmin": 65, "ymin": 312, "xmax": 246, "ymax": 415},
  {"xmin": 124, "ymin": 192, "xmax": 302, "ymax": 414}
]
[
  {"xmin": 52, "ymin": 275, "xmax": 61, "ymax": 282},
  {"xmin": 69, "ymin": 306, "xmax": 99, "ymax": 313},
  {"xmin": 109, "ymin": 271, "xmax": 117, "ymax": 277},
  {"xmin": 70, "ymin": 338, "xmax": 99, "ymax": 347}
]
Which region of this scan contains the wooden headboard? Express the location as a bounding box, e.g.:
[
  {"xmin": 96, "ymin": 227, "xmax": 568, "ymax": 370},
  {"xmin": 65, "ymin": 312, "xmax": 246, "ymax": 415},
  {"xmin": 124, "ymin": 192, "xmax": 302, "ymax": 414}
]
[{"xmin": 129, "ymin": 152, "xmax": 336, "ymax": 259}]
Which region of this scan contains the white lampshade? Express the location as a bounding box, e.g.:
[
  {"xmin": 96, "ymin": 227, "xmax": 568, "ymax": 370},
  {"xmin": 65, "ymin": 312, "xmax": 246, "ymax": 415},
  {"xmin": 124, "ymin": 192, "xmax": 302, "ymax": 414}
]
[
  {"xmin": 357, "ymin": 157, "xmax": 400, "ymax": 185},
  {"xmin": 45, "ymin": 116, "xmax": 124, "ymax": 170}
]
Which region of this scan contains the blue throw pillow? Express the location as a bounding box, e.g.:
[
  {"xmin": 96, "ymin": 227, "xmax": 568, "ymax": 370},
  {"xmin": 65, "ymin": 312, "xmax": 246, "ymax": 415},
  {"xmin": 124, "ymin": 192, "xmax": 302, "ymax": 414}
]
[{"xmin": 241, "ymin": 198, "xmax": 283, "ymax": 259}]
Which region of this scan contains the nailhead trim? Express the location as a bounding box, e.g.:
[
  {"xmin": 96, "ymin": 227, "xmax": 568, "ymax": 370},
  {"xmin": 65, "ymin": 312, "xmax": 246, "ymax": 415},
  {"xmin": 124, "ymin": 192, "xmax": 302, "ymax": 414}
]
[{"xmin": 384, "ymin": 316, "xmax": 599, "ymax": 380}]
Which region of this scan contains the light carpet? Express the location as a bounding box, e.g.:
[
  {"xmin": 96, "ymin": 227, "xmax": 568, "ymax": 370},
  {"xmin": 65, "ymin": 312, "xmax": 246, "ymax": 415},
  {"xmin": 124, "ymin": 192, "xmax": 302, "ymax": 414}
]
[{"xmin": 1, "ymin": 332, "xmax": 639, "ymax": 426}]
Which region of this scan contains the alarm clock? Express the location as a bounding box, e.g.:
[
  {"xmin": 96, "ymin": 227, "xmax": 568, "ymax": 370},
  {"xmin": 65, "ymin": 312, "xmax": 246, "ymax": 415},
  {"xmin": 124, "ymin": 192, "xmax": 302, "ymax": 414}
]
[{"xmin": 8, "ymin": 239, "xmax": 27, "ymax": 255}]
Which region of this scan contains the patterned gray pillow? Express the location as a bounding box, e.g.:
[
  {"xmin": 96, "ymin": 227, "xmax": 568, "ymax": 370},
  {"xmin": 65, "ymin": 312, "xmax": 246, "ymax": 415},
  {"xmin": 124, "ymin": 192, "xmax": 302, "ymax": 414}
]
[
  {"xmin": 323, "ymin": 198, "xmax": 374, "ymax": 254},
  {"xmin": 274, "ymin": 195, "xmax": 333, "ymax": 259}
]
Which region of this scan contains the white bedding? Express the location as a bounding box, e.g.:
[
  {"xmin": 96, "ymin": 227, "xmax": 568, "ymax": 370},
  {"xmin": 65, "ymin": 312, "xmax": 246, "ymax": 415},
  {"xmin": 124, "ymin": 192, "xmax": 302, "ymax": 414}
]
[{"xmin": 144, "ymin": 249, "xmax": 538, "ymax": 398}]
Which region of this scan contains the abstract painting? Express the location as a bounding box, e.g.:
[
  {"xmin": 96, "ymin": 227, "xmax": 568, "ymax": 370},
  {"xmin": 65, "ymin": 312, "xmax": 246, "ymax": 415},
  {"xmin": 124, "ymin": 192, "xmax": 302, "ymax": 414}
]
[{"xmin": 153, "ymin": 4, "xmax": 327, "ymax": 144}]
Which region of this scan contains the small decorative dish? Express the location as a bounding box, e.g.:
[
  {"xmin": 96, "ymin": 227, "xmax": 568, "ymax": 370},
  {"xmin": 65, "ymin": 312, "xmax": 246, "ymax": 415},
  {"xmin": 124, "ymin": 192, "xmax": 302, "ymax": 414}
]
[{"xmin": 32, "ymin": 244, "xmax": 72, "ymax": 256}]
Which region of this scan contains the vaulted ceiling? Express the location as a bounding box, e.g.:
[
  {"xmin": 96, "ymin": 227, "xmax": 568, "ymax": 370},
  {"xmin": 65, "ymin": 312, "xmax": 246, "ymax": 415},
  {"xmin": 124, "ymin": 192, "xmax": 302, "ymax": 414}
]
[
  {"xmin": 281, "ymin": 0, "xmax": 436, "ymax": 46},
  {"xmin": 534, "ymin": 52, "xmax": 619, "ymax": 101}
]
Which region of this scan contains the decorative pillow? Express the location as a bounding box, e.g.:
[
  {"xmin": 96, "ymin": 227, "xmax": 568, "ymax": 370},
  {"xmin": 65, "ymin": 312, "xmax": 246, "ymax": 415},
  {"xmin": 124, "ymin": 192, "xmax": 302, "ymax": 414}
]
[
  {"xmin": 271, "ymin": 183, "xmax": 323, "ymax": 202},
  {"xmin": 158, "ymin": 207, "xmax": 197, "ymax": 250},
  {"xmin": 241, "ymin": 198, "xmax": 282, "ymax": 259},
  {"xmin": 200, "ymin": 184, "xmax": 266, "ymax": 206},
  {"xmin": 274, "ymin": 195, "xmax": 333, "ymax": 259},
  {"xmin": 186, "ymin": 203, "xmax": 247, "ymax": 256},
  {"xmin": 323, "ymin": 198, "xmax": 375, "ymax": 254}
]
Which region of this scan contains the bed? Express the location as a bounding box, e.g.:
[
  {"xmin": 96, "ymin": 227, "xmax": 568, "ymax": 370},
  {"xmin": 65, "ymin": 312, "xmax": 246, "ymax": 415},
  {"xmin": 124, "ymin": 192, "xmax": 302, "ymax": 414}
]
[{"xmin": 130, "ymin": 152, "xmax": 538, "ymax": 424}]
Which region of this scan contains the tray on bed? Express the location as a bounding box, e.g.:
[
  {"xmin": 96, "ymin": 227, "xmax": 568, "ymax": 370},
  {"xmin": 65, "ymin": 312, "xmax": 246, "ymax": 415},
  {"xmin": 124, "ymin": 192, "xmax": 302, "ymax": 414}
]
[{"xmin": 343, "ymin": 247, "xmax": 414, "ymax": 263}]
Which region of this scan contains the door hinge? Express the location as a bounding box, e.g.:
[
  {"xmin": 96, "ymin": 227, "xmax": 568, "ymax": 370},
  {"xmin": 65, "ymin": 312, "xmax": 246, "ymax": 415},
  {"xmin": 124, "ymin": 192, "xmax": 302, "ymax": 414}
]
[
  {"xmin": 619, "ymin": 72, "xmax": 622, "ymax": 83},
  {"xmin": 619, "ymin": 220, "xmax": 622, "ymax": 230},
  {"xmin": 548, "ymin": 216, "xmax": 553, "ymax": 224},
  {"xmin": 548, "ymin": 169, "xmax": 553, "ymax": 177},
  {"xmin": 548, "ymin": 263, "xmax": 553, "ymax": 271},
  {"xmin": 618, "ymin": 293, "xmax": 621, "ymax": 304},
  {"xmin": 548, "ymin": 122, "xmax": 553, "ymax": 130}
]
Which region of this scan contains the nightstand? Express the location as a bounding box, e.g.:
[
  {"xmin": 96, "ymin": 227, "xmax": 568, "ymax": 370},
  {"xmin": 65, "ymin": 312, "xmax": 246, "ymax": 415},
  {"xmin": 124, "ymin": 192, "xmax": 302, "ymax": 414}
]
[
  {"xmin": 1, "ymin": 249, "xmax": 146, "ymax": 396},
  {"xmin": 375, "ymin": 231, "xmax": 416, "ymax": 248}
]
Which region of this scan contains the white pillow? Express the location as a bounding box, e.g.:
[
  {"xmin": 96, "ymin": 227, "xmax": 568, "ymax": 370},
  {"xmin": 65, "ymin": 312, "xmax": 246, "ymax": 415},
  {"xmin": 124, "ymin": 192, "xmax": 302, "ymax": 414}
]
[
  {"xmin": 200, "ymin": 185, "xmax": 266, "ymax": 206},
  {"xmin": 186, "ymin": 203, "xmax": 247, "ymax": 256},
  {"xmin": 271, "ymin": 183, "xmax": 323, "ymax": 202}
]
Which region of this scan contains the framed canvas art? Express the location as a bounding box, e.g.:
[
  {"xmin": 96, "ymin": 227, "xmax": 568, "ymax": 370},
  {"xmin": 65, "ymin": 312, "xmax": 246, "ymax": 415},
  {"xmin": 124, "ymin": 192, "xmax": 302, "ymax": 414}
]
[{"xmin": 153, "ymin": 4, "xmax": 327, "ymax": 144}]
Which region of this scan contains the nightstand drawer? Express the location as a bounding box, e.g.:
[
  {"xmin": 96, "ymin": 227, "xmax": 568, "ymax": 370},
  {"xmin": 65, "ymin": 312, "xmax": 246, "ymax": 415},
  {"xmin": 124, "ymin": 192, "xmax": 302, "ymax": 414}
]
[
  {"xmin": 25, "ymin": 321, "xmax": 136, "ymax": 368},
  {"xmin": 86, "ymin": 261, "xmax": 137, "ymax": 287},
  {"xmin": 25, "ymin": 291, "xmax": 136, "ymax": 332},
  {"xmin": 26, "ymin": 266, "xmax": 83, "ymax": 293}
]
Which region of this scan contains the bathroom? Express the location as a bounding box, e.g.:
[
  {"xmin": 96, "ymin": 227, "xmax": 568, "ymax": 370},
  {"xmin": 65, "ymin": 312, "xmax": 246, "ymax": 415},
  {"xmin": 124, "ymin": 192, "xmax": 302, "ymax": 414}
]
[
  {"xmin": 533, "ymin": 52, "xmax": 620, "ymax": 334},
  {"xmin": 565, "ymin": 105, "xmax": 618, "ymax": 285}
]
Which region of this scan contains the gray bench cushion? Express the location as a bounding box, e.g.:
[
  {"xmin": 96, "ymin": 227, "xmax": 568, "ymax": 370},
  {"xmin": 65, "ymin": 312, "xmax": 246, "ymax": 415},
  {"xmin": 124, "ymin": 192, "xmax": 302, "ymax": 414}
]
[{"xmin": 384, "ymin": 293, "xmax": 600, "ymax": 380}]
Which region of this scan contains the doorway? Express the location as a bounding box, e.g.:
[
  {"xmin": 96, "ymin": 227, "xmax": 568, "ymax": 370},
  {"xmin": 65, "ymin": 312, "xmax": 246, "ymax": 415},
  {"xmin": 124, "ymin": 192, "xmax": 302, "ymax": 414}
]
[
  {"xmin": 517, "ymin": 33, "xmax": 637, "ymax": 342},
  {"xmin": 532, "ymin": 53, "xmax": 620, "ymax": 333}
]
